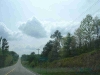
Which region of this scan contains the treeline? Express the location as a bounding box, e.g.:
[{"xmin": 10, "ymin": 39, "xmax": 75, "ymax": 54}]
[
  {"xmin": 41, "ymin": 14, "xmax": 100, "ymax": 61},
  {"xmin": 21, "ymin": 14, "xmax": 100, "ymax": 67},
  {"xmin": 21, "ymin": 52, "xmax": 39, "ymax": 67},
  {"xmin": 0, "ymin": 37, "xmax": 19, "ymax": 68}
]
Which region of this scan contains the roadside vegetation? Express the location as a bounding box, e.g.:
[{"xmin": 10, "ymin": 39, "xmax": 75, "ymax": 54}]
[
  {"xmin": 21, "ymin": 14, "xmax": 100, "ymax": 75},
  {"xmin": 0, "ymin": 37, "xmax": 19, "ymax": 68}
]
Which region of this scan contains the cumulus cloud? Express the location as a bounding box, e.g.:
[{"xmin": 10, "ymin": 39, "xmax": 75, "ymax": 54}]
[
  {"xmin": 19, "ymin": 17, "xmax": 47, "ymax": 38},
  {"xmin": 0, "ymin": 22, "xmax": 22, "ymax": 41}
]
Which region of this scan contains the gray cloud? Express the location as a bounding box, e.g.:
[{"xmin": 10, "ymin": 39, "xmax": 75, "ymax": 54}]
[
  {"xmin": 0, "ymin": 22, "xmax": 22, "ymax": 41},
  {"xmin": 0, "ymin": 23, "xmax": 10, "ymax": 38},
  {"xmin": 19, "ymin": 17, "xmax": 47, "ymax": 38},
  {"xmin": 25, "ymin": 45, "xmax": 36, "ymax": 50}
]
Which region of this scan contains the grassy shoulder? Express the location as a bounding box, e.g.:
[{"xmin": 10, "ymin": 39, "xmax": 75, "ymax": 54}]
[
  {"xmin": 21, "ymin": 50, "xmax": 100, "ymax": 75},
  {"xmin": 47, "ymin": 50, "xmax": 100, "ymax": 70},
  {"xmin": 21, "ymin": 62, "xmax": 100, "ymax": 75}
]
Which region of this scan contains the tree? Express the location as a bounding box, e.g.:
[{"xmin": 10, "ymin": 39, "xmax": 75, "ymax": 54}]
[
  {"xmin": 93, "ymin": 16, "xmax": 100, "ymax": 49},
  {"xmin": 50, "ymin": 30, "xmax": 62, "ymax": 51},
  {"xmin": 48, "ymin": 40, "xmax": 60, "ymax": 62},
  {"xmin": 74, "ymin": 28, "xmax": 83, "ymax": 47},
  {"xmin": 1, "ymin": 38, "xmax": 9, "ymax": 66},
  {"xmin": 0, "ymin": 37, "xmax": 2, "ymax": 48},
  {"xmin": 27, "ymin": 52, "xmax": 36, "ymax": 64},
  {"xmin": 48, "ymin": 30, "xmax": 62, "ymax": 61},
  {"xmin": 63, "ymin": 33, "xmax": 72, "ymax": 57},
  {"xmin": 2, "ymin": 38, "xmax": 9, "ymax": 54},
  {"xmin": 9, "ymin": 51, "xmax": 19, "ymax": 62},
  {"xmin": 93, "ymin": 16, "xmax": 100, "ymax": 39},
  {"xmin": 41, "ymin": 40, "xmax": 54, "ymax": 58},
  {"xmin": 51, "ymin": 30, "xmax": 62, "ymax": 42},
  {"xmin": 80, "ymin": 14, "xmax": 94, "ymax": 47}
]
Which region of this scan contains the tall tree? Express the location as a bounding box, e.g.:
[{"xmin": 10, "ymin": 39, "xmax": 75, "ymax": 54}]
[
  {"xmin": 48, "ymin": 40, "xmax": 60, "ymax": 62},
  {"xmin": 51, "ymin": 30, "xmax": 62, "ymax": 43},
  {"xmin": 93, "ymin": 16, "xmax": 100, "ymax": 39},
  {"xmin": 63, "ymin": 33, "xmax": 72, "ymax": 57},
  {"xmin": 1, "ymin": 38, "xmax": 9, "ymax": 67},
  {"xmin": 80, "ymin": 14, "xmax": 94, "ymax": 47},
  {"xmin": 2, "ymin": 38, "xmax": 9, "ymax": 54},
  {"xmin": 50, "ymin": 30, "xmax": 62, "ymax": 51},
  {"xmin": 0, "ymin": 37, "xmax": 2, "ymax": 48},
  {"xmin": 49, "ymin": 30, "xmax": 62, "ymax": 61},
  {"xmin": 74, "ymin": 28, "xmax": 83, "ymax": 47}
]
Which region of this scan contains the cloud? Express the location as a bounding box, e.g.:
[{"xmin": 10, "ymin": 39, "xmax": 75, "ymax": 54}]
[
  {"xmin": 25, "ymin": 45, "xmax": 36, "ymax": 50},
  {"xmin": 10, "ymin": 45, "xmax": 36, "ymax": 56},
  {"xmin": 8, "ymin": 31, "xmax": 23, "ymax": 41},
  {"xmin": 0, "ymin": 22, "xmax": 22, "ymax": 41},
  {"xmin": 41, "ymin": 21, "xmax": 80, "ymax": 36},
  {"xmin": 19, "ymin": 17, "xmax": 47, "ymax": 38},
  {"xmin": 0, "ymin": 22, "xmax": 11, "ymax": 38}
]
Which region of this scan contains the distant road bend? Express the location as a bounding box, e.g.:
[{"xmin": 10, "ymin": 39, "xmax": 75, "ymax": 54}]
[{"xmin": 0, "ymin": 59, "xmax": 38, "ymax": 75}]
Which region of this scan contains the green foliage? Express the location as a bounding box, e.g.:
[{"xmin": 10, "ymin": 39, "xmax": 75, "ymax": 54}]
[
  {"xmin": 0, "ymin": 37, "xmax": 19, "ymax": 68},
  {"xmin": 41, "ymin": 40, "xmax": 54, "ymax": 58},
  {"xmin": 50, "ymin": 30, "xmax": 62, "ymax": 42},
  {"xmin": 0, "ymin": 48, "xmax": 2, "ymax": 55},
  {"xmin": 21, "ymin": 52, "xmax": 38, "ymax": 67},
  {"xmin": 22, "ymin": 14, "xmax": 100, "ymax": 72},
  {"xmin": 29, "ymin": 61, "xmax": 35, "ymax": 67},
  {"xmin": 47, "ymin": 50, "xmax": 100, "ymax": 69},
  {"xmin": 48, "ymin": 40, "xmax": 60, "ymax": 62},
  {"xmin": 47, "ymin": 30, "xmax": 62, "ymax": 62},
  {"xmin": 21, "ymin": 54, "xmax": 28, "ymax": 61},
  {"xmin": 5, "ymin": 54, "xmax": 13, "ymax": 66},
  {"xmin": 21, "ymin": 61, "xmax": 29, "ymax": 66},
  {"xmin": 21, "ymin": 66, "xmax": 100, "ymax": 75},
  {"xmin": 63, "ymin": 33, "xmax": 72, "ymax": 57}
]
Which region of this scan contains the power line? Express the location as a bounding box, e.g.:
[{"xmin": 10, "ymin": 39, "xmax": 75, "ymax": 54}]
[
  {"xmin": 61, "ymin": 0, "xmax": 100, "ymax": 32},
  {"xmin": 39, "ymin": 0, "xmax": 100, "ymax": 54},
  {"xmin": 92, "ymin": 8, "xmax": 100, "ymax": 16}
]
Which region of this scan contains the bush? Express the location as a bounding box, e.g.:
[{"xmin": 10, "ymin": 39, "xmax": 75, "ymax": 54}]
[{"xmin": 29, "ymin": 61, "xmax": 35, "ymax": 67}]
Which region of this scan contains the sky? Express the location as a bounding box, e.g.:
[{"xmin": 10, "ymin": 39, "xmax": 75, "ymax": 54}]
[{"xmin": 0, "ymin": 0, "xmax": 100, "ymax": 56}]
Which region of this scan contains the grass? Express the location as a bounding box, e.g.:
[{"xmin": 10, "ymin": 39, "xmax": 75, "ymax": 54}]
[
  {"xmin": 21, "ymin": 50, "xmax": 100, "ymax": 75},
  {"xmin": 22, "ymin": 64, "xmax": 100, "ymax": 75},
  {"xmin": 36, "ymin": 72, "xmax": 100, "ymax": 75}
]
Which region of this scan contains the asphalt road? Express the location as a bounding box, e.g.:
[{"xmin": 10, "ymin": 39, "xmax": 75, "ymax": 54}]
[{"xmin": 0, "ymin": 59, "xmax": 38, "ymax": 75}]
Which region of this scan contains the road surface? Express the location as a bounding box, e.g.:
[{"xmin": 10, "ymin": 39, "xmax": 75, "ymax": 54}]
[{"xmin": 0, "ymin": 59, "xmax": 38, "ymax": 75}]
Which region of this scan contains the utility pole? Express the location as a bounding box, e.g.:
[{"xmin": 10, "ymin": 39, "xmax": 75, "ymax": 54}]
[
  {"xmin": 37, "ymin": 49, "xmax": 40, "ymax": 72},
  {"xmin": 37, "ymin": 49, "xmax": 40, "ymax": 56}
]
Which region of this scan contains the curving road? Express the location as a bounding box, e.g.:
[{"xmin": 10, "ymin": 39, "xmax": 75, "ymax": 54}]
[{"xmin": 0, "ymin": 59, "xmax": 38, "ymax": 75}]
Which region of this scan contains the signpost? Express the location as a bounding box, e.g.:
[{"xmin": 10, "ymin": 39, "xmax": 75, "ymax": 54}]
[{"xmin": 39, "ymin": 57, "xmax": 48, "ymax": 74}]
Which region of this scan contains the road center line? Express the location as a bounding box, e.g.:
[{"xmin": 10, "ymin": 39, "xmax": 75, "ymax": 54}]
[{"xmin": 5, "ymin": 68, "xmax": 15, "ymax": 75}]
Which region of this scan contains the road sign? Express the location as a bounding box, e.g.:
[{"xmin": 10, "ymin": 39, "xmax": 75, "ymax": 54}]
[{"xmin": 39, "ymin": 57, "xmax": 48, "ymax": 61}]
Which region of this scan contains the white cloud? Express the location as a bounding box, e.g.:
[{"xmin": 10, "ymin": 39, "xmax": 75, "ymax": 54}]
[
  {"xmin": 41, "ymin": 20, "xmax": 80, "ymax": 36},
  {"xmin": 0, "ymin": 20, "xmax": 80, "ymax": 56},
  {"xmin": 19, "ymin": 17, "xmax": 47, "ymax": 38}
]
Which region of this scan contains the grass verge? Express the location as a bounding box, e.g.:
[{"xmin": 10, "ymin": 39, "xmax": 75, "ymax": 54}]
[{"xmin": 21, "ymin": 62, "xmax": 100, "ymax": 75}]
